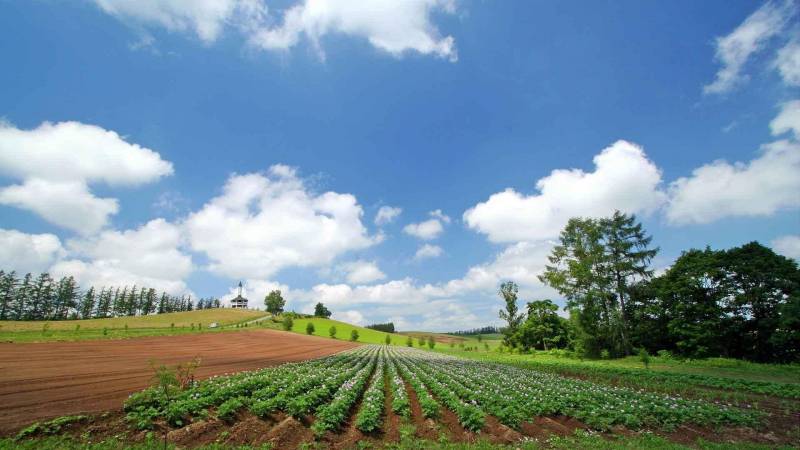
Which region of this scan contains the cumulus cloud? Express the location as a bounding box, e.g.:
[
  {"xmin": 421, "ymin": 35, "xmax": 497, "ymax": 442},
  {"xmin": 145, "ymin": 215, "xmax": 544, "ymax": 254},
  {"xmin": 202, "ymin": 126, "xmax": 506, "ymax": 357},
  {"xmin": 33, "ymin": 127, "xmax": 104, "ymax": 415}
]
[
  {"xmin": 333, "ymin": 309, "xmax": 365, "ymax": 325},
  {"xmin": 770, "ymin": 99, "xmax": 800, "ymax": 139},
  {"xmin": 0, "ymin": 229, "xmax": 65, "ymax": 274},
  {"xmin": 249, "ymin": 0, "xmax": 458, "ymax": 61},
  {"xmin": 464, "ymin": 140, "xmax": 666, "ymax": 243},
  {"xmin": 185, "ymin": 165, "xmax": 378, "ymax": 280},
  {"xmin": 51, "ymin": 219, "xmax": 193, "ymax": 295},
  {"xmin": 0, "ymin": 121, "xmax": 173, "ymax": 234},
  {"xmin": 772, "ymin": 235, "xmax": 800, "ymax": 260},
  {"xmin": 775, "ymin": 38, "xmax": 800, "ymax": 86},
  {"xmin": 704, "ymin": 0, "xmax": 795, "ymax": 94},
  {"xmin": 374, "ymin": 205, "xmax": 402, "ymax": 225},
  {"xmin": 403, "ymin": 209, "xmax": 451, "ymax": 240},
  {"xmin": 414, "ymin": 243, "xmax": 443, "ymax": 260},
  {"xmin": 93, "ymin": 0, "xmax": 266, "ymax": 43},
  {"xmin": 339, "ymin": 260, "xmax": 386, "ymax": 284},
  {"xmin": 220, "ymin": 279, "xmax": 298, "ymax": 309},
  {"xmin": 667, "ymin": 101, "xmax": 800, "ymax": 225}
]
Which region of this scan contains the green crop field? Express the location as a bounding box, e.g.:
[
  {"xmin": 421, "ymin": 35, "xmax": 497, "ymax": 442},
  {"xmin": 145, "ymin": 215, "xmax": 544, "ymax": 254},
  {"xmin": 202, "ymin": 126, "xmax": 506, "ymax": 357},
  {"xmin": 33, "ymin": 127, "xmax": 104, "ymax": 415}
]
[{"xmin": 0, "ymin": 309, "xmax": 268, "ymax": 343}]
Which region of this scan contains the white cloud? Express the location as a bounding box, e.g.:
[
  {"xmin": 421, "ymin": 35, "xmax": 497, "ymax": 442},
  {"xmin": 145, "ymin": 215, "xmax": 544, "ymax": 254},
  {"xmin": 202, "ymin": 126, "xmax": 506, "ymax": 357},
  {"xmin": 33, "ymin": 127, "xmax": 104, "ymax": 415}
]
[
  {"xmin": 185, "ymin": 165, "xmax": 378, "ymax": 280},
  {"xmin": 704, "ymin": 0, "xmax": 795, "ymax": 94},
  {"xmin": 464, "ymin": 140, "xmax": 666, "ymax": 243},
  {"xmin": 374, "ymin": 205, "xmax": 402, "ymax": 225},
  {"xmin": 404, "ymin": 218, "xmax": 444, "ymax": 240},
  {"xmin": 339, "ymin": 260, "xmax": 386, "ymax": 284},
  {"xmin": 414, "ymin": 243, "xmax": 443, "ymax": 260},
  {"xmin": 51, "ymin": 218, "xmax": 192, "ymax": 295},
  {"xmin": 249, "ymin": 0, "xmax": 458, "ymax": 61},
  {"xmin": 0, "ymin": 180, "xmax": 119, "ymax": 235},
  {"xmin": 667, "ymin": 140, "xmax": 800, "ymax": 224},
  {"xmin": 775, "ymin": 38, "xmax": 800, "ymax": 86},
  {"xmin": 403, "ymin": 209, "xmax": 451, "ymax": 240},
  {"xmin": 0, "ymin": 121, "xmax": 173, "ymax": 234},
  {"xmin": 429, "ymin": 209, "xmax": 451, "ymax": 223},
  {"xmin": 93, "ymin": 0, "xmax": 266, "ymax": 43},
  {"xmin": 333, "ymin": 309, "xmax": 364, "ymax": 325},
  {"xmin": 220, "ymin": 279, "xmax": 298, "ymax": 309},
  {"xmin": 0, "ymin": 229, "xmax": 65, "ymax": 275},
  {"xmin": 772, "ymin": 235, "xmax": 800, "ymax": 260},
  {"xmin": 771, "ymin": 99, "xmax": 800, "ymax": 139}
]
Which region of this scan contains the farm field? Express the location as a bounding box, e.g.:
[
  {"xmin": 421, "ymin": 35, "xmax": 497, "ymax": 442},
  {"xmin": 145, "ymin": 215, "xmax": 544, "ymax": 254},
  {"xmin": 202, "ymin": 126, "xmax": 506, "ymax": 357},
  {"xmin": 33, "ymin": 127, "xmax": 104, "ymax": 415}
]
[
  {"xmin": 8, "ymin": 345, "xmax": 796, "ymax": 449},
  {"xmin": 0, "ymin": 329, "xmax": 356, "ymax": 434},
  {"xmin": 436, "ymin": 348, "xmax": 800, "ymax": 398},
  {"xmin": 0, "ymin": 309, "xmax": 269, "ymax": 343}
]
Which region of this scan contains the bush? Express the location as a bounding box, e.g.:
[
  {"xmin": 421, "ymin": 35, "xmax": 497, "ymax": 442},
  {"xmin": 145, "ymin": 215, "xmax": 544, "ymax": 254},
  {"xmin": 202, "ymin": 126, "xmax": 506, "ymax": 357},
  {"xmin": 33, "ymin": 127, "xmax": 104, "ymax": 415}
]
[
  {"xmin": 657, "ymin": 349, "xmax": 673, "ymax": 359},
  {"xmin": 329, "ymin": 325, "xmax": 337, "ymax": 338},
  {"xmin": 639, "ymin": 348, "xmax": 651, "ymax": 369},
  {"xmin": 350, "ymin": 329, "xmax": 359, "ymax": 341},
  {"xmin": 385, "ymin": 334, "xmax": 391, "ymax": 345},
  {"xmin": 601, "ymin": 349, "xmax": 610, "ymax": 360},
  {"xmin": 427, "ymin": 336, "xmax": 436, "ymax": 349},
  {"xmin": 406, "ymin": 336, "xmax": 413, "ymax": 347},
  {"xmin": 306, "ymin": 322, "xmax": 315, "ymax": 335},
  {"xmin": 282, "ymin": 316, "xmax": 294, "ymax": 331}
]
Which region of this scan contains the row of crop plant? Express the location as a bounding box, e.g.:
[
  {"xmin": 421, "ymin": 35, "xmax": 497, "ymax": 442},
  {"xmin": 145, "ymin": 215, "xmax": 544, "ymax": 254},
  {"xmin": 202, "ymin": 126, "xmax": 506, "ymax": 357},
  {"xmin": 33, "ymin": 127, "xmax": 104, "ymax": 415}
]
[{"xmin": 123, "ymin": 345, "xmax": 761, "ymax": 437}]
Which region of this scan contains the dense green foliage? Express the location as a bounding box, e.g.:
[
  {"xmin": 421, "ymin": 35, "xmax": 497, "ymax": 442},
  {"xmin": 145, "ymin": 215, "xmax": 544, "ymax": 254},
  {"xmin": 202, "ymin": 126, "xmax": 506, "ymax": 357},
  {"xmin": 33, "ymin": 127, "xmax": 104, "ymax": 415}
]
[
  {"xmin": 313, "ymin": 302, "xmax": 332, "ymax": 318},
  {"xmin": 0, "ymin": 270, "xmax": 219, "ymax": 321},
  {"xmin": 494, "ymin": 211, "xmax": 800, "ymax": 363},
  {"xmin": 365, "ymin": 321, "xmax": 396, "ymax": 333},
  {"xmin": 263, "ymin": 290, "xmax": 285, "ymax": 315}
]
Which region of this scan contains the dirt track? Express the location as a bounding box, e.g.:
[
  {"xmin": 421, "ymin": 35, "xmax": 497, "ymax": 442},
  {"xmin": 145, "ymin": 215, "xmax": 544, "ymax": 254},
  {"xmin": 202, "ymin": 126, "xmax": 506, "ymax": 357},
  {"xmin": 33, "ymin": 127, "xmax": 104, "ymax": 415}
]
[{"xmin": 0, "ymin": 329, "xmax": 357, "ymax": 434}]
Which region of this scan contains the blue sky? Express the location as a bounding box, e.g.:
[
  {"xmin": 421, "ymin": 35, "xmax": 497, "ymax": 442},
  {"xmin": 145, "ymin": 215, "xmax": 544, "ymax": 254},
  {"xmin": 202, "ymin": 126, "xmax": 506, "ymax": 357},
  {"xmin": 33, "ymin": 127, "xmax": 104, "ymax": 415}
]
[{"xmin": 1, "ymin": 0, "xmax": 798, "ymax": 330}]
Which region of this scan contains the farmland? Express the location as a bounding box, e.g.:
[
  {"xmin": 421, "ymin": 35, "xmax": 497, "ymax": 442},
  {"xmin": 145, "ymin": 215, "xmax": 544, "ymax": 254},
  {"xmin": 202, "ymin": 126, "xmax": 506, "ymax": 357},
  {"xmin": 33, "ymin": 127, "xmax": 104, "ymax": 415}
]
[
  {"xmin": 0, "ymin": 329, "xmax": 356, "ymax": 434},
  {"xmin": 8, "ymin": 344, "xmax": 796, "ymax": 449},
  {"xmin": 0, "ymin": 309, "xmax": 268, "ymax": 343}
]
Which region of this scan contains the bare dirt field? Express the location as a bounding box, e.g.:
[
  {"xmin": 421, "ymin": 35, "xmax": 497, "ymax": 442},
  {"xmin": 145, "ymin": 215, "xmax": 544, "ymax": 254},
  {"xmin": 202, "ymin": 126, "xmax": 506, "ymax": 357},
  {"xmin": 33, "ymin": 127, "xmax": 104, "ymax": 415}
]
[{"xmin": 0, "ymin": 329, "xmax": 357, "ymax": 434}]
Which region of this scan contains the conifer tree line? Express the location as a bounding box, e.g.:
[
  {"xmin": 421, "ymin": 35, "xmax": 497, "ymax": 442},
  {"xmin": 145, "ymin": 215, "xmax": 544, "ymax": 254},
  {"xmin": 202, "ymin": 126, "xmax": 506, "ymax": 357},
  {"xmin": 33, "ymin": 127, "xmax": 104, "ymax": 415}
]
[
  {"xmin": 498, "ymin": 211, "xmax": 800, "ymax": 363},
  {"xmin": 0, "ymin": 271, "xmax": 221, "ymax": 321}
]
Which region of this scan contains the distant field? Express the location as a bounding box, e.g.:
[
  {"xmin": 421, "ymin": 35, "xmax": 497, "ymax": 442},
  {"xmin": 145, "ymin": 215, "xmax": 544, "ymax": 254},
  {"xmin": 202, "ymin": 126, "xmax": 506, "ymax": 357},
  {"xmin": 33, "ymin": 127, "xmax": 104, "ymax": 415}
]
[
  {"xmin": 0, "ymin": 309, "xmax": 269, "ymax": 343},
  {"xmin": 290, "ymin": 317, "xmax": 407, "ymax": 345}
]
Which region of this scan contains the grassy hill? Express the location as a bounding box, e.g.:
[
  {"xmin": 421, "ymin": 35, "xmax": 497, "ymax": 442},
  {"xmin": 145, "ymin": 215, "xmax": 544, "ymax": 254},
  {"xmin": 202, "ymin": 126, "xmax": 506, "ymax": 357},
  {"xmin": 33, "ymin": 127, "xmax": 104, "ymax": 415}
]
[
  {"xmin": 289, "ymin": 317, "xmax": 408, "ymax": 345},
  {"xmin": 0, "ymin": 309, "xmax": 269, "ymax": 343}
]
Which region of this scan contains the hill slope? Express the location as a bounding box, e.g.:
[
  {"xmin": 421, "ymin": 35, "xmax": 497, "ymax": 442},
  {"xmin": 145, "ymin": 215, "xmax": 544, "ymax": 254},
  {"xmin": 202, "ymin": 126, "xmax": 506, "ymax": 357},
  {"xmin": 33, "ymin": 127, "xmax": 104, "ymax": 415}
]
[{"xmin": 289, "ymin": 317, "xmax": 407, "ymax": 345}]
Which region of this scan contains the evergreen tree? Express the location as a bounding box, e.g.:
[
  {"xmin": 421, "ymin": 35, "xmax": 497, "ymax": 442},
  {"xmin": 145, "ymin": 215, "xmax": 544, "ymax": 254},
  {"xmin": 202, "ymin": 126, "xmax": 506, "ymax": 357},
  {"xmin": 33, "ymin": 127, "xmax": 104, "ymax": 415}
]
[
  {"xmin": 30, "ymin": 272, "xmax": 54, "ymax": 320},
  {"xmin": 54, "ymin": 276, "xmax": 79, "ymax": 319},
  {"xmin": 601, "ymin": 211, "xmax": 659, "ymax": 354},
  {"xmin": 158, "ymin": 292, "xmax": 167, "ymax": 314},
  {"xmin": 13, "ymin": 273, "xmax": 33, "ymax": 320},
  {"xmin": 0, "ymin": 271, "xmax": 18, "ymax": 320},
  {"xmin": 80, "ymin": 287, "xmax": 96, "ymax": 319}
]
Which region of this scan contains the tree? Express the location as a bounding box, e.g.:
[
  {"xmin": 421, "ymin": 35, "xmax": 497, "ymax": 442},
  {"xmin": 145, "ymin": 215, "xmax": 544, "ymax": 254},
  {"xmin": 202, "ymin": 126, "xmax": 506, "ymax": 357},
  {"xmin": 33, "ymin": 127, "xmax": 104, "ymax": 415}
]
[
  {"xmin": 427, "ymin": 336, "xmax": 436, "ymax": 349},
  {"xmin": 0, "ymin": 271, "xmax": 18, "ymax": 320},
  {"xmin": 539, "ymin": 216, "xmax": 650, "ymax": 357},
  {"xmin": 306, "ymin": 322, "xmax": 315, "ymax": 335},
  {"xmin": 498, "ymin": 281, "xmax": 524, "ymax": 348},
  {"xmin": 80, "ymin": 287, "xmax": 96, "ymax": 319},
  {"xmin": 12, "ymin": 273, "xmax": 33, "ymax": 320},
  {"xmin": 406, "ymin": 336, "xmax": 413, "ymax": 347},
  {"xmin": 265, "ymin": 290, "xmax": 286, "ymax": 315},
  {"xmin": 601, "ymin": 211, "xmax": 658, "ymax": 354},
  {"xmin": 350, "ymin": 329, "xmax": 359, "ymax": 341},
  {"xmin": 385, "ymin": 334, "xmax": 391, "ymax": 345},
  {"xmin": 329, "ymin": 325, "xmax": 337, "ymax": 338},
  {"xmin": 313, "ymin": 302, "xmax": 332, "ymax": 318},
  {"xmin": 518, "ymin": 299, "xmax": 567, "ymax": 351},
  {"xmin": 720, "ymin": 242, "xmax": 800, "ymax": 361}
]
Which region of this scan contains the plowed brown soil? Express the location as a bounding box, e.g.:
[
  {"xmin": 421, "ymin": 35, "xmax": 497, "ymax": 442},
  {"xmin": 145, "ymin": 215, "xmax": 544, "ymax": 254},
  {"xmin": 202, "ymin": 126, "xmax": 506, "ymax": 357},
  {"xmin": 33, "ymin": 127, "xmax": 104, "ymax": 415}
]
[{"xmin": 0, "ymin": 329, "xmax": 357, "ymax": 434}]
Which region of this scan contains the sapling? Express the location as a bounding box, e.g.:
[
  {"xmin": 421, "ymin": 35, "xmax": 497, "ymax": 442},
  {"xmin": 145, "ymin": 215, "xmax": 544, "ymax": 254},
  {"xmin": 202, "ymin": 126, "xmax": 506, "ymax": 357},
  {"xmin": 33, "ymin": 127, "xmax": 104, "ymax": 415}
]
[
  {"xmin": 282, "ymin": 316, "xmax": 294, "ymax": 331},
  {"xmin": 406, "ymin": 336, "xmax": 413, "ymax": 347},
  {"xmin": 350, "ymin": 329, "xmax": 359, "ymax": 342},
  {"xmin": 385, "ymin": 334, "xmax": 391, "ymax": 345},
  {"xmin": 329, "ymin": 325, "xmax": 337, "ymax": 338},
  {"xmin": 306, "ymin": 322, "xmax": 315, "ymax": 335}
]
